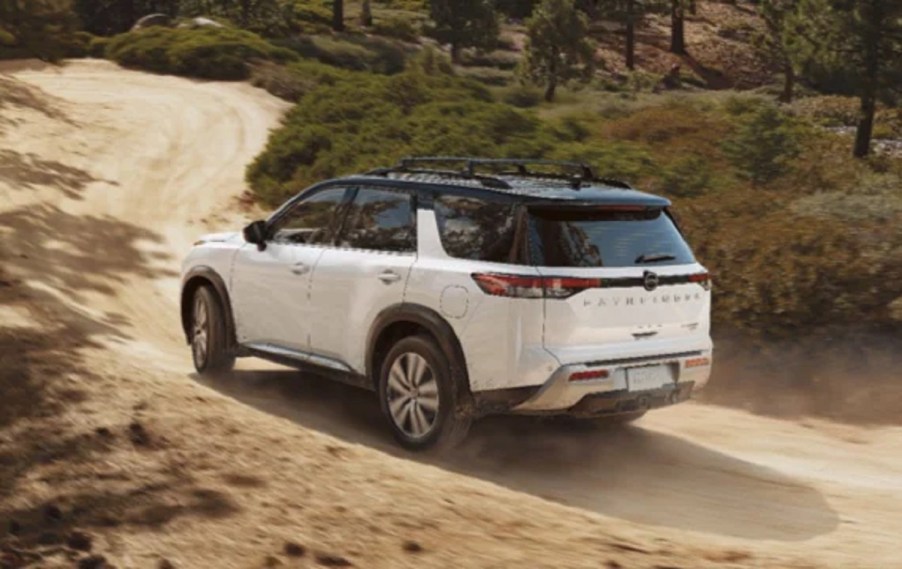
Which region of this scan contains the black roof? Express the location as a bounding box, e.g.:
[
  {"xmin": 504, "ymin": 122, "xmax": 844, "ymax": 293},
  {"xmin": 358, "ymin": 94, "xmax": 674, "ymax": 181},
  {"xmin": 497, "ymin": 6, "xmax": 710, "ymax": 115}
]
[{"xmin": 337, "ymin": 157, "xmax": 671, "ymax": 207}]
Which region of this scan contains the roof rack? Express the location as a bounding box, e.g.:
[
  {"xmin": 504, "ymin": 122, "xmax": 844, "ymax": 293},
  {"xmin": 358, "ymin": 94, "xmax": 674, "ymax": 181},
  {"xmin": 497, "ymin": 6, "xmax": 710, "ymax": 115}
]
[{"xmin": 368, "ymin": 156, "xmax": 633, "ymax": 190}]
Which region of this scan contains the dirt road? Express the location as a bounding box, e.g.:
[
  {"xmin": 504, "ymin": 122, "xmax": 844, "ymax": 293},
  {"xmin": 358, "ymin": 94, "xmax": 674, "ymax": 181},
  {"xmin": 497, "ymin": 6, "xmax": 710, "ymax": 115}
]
[{"xmin": 1, "ymin": 60, "xmax": 900, "ymax": 568}]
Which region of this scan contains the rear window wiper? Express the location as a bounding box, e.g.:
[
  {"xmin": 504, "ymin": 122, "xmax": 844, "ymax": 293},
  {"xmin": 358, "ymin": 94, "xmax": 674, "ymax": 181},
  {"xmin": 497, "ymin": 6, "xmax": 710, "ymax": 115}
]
[{"xmin": 635, "ymin": 253, "xmax": 676, "ymax": 264}]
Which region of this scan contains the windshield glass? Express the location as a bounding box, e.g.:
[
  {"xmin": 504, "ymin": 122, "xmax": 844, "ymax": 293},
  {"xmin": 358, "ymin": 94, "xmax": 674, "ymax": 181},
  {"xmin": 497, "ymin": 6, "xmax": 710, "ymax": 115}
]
[{"xmin": 528, "ymin": 207, "xmax": 696, "ymax": 268}]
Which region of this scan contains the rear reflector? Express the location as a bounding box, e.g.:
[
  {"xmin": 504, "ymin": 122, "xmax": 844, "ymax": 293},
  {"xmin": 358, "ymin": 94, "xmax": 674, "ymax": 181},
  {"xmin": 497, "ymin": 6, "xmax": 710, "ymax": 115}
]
[
  {"xmin": 472, "ymin": 273, "xmax": 602, "ymax": 299},
  {"xmin": 568, "ymin": 369, "xmax": 610, "ymax": 382},
  {"xmin": 685, "ymin": 357, "xmax": 711, "ymax": 369}
]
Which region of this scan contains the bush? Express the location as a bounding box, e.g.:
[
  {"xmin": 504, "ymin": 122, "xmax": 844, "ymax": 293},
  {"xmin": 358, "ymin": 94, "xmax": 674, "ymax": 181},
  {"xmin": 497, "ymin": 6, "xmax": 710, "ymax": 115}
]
[
  {"xmin": 723, "ymin": 102, "xmax": 804, "ymax": 185},
  {"xmin": 372, "ymin": 15, "xmax": 420, "ymax": 42},
  {"xmin": 105, "ymin": 27, "xmax": 297, "ymax": 80},
  {"xmin": 250, "ymin": 59, "xmax": 351, "ymax": 101},
  {"xmin": 276, "ymin": 34, "xmax": 408, "ymax": 74},
  {"xmin": 247, "ymin": 57, "xmax": 549, "ymax": 205},
  {"xmin": 88, "ymin": 35, "xmax": 110, "ymax": 57},
  {"xmin": 501, "ymin": 84, "xmax": 543, "ymax": 108}
]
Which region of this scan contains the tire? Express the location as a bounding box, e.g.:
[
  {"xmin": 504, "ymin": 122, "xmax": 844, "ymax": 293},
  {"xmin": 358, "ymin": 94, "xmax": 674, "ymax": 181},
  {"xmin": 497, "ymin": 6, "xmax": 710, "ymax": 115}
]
[
  {"xmin": 190, "ymin": 286, "xmax": 235, "ymax": 374},
  {"xmin": 378, "ymin": 335, "xmax": 471, "ymax": 451}
]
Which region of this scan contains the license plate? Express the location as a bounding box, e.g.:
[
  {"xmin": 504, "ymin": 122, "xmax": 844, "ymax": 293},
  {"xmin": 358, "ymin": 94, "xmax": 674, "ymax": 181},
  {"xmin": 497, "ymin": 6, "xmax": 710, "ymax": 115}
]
[{"xmin": 627, "ymin": 365, "xmax": 672, "ymax": 392}]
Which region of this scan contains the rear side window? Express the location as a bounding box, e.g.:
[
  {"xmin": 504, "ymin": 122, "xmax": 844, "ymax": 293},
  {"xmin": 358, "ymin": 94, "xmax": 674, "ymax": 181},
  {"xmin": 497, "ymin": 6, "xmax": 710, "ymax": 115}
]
[
  {"xmin": 339, "ymin": 188, "xmax": 415, "ymax": 252},
  {"xmin": 529, "ymin": 208, "xmax": 695, "ymax": 267},
  {"xmin": 435, "ymin": 195, "xmax": 519, "ymax": 263}
]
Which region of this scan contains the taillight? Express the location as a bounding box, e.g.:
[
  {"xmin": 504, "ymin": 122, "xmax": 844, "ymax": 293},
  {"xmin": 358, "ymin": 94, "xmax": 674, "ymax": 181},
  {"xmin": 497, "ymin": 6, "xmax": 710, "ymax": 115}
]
[
  {"xmin": 472, "ymin": 273, "xmax": 602, "ymax": 299},
  {"xmin": 688, "ymin": 272, "xmax": 712, "ymax": 290},
  {"xmin": 471, "ymin": 273, "xmax": 545, "ymax": 298},
  {"xmin": 685, "ymin": 357, "xmax": 710, "ymax": 368}
]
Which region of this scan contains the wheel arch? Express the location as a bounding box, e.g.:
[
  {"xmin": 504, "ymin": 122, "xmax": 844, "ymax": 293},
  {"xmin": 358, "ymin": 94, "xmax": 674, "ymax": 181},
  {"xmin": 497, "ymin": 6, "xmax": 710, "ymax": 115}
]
[
  {"xmin": 366, "ymin": 303, "xmax": 473, "ymax": 406},
  {"xmin": 180, "ymin": 266, "xmax": 237, "ymax": 349}
]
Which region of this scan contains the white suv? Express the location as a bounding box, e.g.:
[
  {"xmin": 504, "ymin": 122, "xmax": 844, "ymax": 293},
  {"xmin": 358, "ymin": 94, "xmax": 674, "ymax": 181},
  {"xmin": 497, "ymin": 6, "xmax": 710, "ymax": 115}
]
[{"xmin": 181, "ymin": 158, "xmax": 713, "ymax": 450}]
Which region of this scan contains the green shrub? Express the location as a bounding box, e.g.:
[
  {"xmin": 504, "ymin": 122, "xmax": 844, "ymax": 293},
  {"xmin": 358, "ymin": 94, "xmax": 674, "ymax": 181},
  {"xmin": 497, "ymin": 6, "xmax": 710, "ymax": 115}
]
[
  {"xmin": 722, "ymin": 103, "xmax": 804, "ymax": 185},
  {"xmin": 459, "ymin": 49, "xmax": 520, "ymax": 70},
  {"xmin": 791, "ymin": 95, "xmax": 859, "ymax": 127},
  {"xmin": 657, "ymin": 155, "xmax": 714, "ymax": 197},
  {"xmin": 247, "ymin": 58, "xmax": 549, "ymax": 205},
  {"xmin": 277, "ymin": 34, "xmax": 408, "ymax": 74},
  {"xmin": 106, "ymin": 27, "xmax": 297, "ymax": 80},
  {"xmin": 501, "ymin": 84, "xmax": 543, "ymax": 108},
  {"xmin": 249, "ymin": 59, "xmax": 351, "ymax": 101},
  {"xmin": 372, "ymin": 15, "xmax": 420, "ymax": 42},
  {"xmin": 456, "ymin": 66, "xmax": 514, "ymax": 86},
  {"xmin": 88, "ymin": 35, "xmax": 110, "ymax": 58}
]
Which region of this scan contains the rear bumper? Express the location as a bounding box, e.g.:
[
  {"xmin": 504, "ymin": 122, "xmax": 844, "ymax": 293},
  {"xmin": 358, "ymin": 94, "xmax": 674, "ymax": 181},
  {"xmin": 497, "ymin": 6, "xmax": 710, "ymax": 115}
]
[{"xmin": 512, "ymin": 350, "xmax": 711, "ymax": 413}]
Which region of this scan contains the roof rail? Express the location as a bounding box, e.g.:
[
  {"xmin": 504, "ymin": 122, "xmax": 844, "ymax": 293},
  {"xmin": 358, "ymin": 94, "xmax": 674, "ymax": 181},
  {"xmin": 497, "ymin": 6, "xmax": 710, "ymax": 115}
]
[{"xmin": 369, "ymin": 157, "xmax": 633, "ymax": 190}]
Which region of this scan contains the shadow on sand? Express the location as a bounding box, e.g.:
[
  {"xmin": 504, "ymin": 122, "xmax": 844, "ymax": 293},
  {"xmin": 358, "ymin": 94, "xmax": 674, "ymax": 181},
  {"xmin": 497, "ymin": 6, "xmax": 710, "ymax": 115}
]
[{"xmin": 194, "ymin": 366, "xmax": 840, "ymax": 542}]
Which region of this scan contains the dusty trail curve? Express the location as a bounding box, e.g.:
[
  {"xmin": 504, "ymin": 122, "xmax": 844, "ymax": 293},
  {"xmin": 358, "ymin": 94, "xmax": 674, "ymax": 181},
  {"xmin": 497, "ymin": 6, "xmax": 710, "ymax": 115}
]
[{"xmin": 1, "ymin": 60, "xmax": 901, "ymax": 568}]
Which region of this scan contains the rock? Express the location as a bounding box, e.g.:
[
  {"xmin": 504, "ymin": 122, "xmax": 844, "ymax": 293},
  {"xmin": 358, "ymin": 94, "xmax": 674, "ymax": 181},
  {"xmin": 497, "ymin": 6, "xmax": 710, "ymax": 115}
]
[
  {"xmin": 7, "ymin": 520, "xmax": 21, "ymax": 535},
  {"xmin": 178, "ymin": 17, "xmax": 225, "ymax": 29},
  {"xmin": 157, "ymin": 559, "xmax": 176, "ymax": 569},
  {"xmin": 263, "ymin": 555, "xmax": 282, "ymax": 567},
  {"xmin": 128, "ymin": 421, "xmax": 151, "ymax": 447},
  {"xmin": 283, "ymin": 542, "xmax": 305, "ymax": 557},
  {"xmin": 67, "ymin": 531, "xmax": 93, "ymax": 552},
  {"xmin": 315, "ymin": 553, "xmax": 352, "ymax": 567},
  {"xmin": 401, "ymin": 540, "xmax": 423, "ymax": 553},
  {"xmin": 132, "ymin": 13, "xmax": 171, "ymax": 31}
]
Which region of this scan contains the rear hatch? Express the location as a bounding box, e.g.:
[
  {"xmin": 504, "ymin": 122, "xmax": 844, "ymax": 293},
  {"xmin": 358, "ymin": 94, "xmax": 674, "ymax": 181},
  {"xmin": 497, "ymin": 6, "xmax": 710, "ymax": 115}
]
[{"xmin": 527, "ymin": 205, "xmax": 711, "ymax": 364}]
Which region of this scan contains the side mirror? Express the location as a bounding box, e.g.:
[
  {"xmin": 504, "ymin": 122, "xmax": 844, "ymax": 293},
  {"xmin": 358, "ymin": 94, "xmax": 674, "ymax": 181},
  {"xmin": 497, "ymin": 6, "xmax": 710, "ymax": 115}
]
[{"xmin": 243, "ymin": 220, "xmax": 268, "ymax": 251}]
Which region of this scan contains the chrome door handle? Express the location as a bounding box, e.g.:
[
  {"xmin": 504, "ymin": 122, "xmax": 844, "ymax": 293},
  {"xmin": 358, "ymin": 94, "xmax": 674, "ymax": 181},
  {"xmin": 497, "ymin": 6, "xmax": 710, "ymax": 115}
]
[
  {"xmin": 378, "ymin": 270, "xmax": 401, "ymax": 284},
  {"xmin": 291, "ymin": 262, "xmax": 310, "ymax": 276}
]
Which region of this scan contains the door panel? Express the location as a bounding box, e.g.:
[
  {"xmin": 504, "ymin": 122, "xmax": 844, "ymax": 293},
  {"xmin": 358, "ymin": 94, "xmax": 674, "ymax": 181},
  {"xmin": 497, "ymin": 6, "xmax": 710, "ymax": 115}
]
[
  {"xmin": 231, "ymin": 243, "xmax": 324, "ymax": 349},
  {"xmin": 229, "ymin": 186, "xmax": 350, "ymax": 350},
  {"xmin": 309, "ymin": 250, "xmax": 415, "ymax": 369},
  {"xmin": 307, "ymin": 187, "xmax": 417, "ymax": 373}
]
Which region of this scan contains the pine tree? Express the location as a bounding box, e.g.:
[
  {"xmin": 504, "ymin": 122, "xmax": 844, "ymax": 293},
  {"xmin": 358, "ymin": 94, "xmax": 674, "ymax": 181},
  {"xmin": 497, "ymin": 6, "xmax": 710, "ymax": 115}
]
[
  {"xmin": 670, "ymin": 0, "xmax": 686, "ymax": 54},
  {"xmin": 601, "ymin": 0, "xmax": 667, "ymax": 70},
  {"xmin": 428, "ymin": 0, "xmax": 499, "ymax": 63},
  {"xmin": 332, "ymin": 0, "xmax": 344, "ymax": 31},
  {"xmin": 790, "ymin": 0, "xmax": 902, "ymax": 157},
  {"xmin": 520, "ymin": 0, "xmax": 595, "ymax": 102},
  {"xmin": 755, "ymin": 0, "xmax": 800, "ymax": 102}
]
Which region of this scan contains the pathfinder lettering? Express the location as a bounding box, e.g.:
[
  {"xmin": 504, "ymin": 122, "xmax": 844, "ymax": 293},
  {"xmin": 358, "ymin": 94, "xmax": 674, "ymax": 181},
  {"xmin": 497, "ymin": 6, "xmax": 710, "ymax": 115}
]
[{"xmin": 583, "ymin": 292, "xmax": 702, "ymax": 308}]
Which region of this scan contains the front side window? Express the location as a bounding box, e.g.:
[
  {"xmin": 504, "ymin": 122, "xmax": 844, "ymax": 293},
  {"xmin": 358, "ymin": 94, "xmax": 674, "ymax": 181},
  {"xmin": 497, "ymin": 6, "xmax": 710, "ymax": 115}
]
[
  {"xmin": 338, "ymin": 188, "xmax": 415, "ymax": 252},
  {"xmin": 271, "ymin": 187, "xmax": 349, "ymax": 245},
  {"xmin": 434, "ymin": 195, "xmax": 519, "ymax": 263},
  {"xmin": 529, "ymin": 207, "xmax": 696, "ymax": 267}
]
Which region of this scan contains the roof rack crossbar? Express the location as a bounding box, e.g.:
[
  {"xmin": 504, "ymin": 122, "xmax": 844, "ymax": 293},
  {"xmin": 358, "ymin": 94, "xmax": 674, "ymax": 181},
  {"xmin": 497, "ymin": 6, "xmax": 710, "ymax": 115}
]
[
  {"xmin": 365, "ymin": 166, "xmax": 512, "ymax": 189},
  {"xmin": 370, "ymin": 157, "xmax": 634, "ymax": 191}
]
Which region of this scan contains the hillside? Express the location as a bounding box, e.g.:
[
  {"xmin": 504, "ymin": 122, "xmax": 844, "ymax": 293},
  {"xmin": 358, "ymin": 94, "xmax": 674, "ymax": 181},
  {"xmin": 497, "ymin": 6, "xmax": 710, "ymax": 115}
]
[{"xmin": 2, "ymin": 58, "xmax": 902, "ymax": 569}]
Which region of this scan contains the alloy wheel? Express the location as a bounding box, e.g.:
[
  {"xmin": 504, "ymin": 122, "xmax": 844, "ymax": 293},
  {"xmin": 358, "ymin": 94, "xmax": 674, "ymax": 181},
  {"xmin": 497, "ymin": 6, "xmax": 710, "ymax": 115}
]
[{"xmin": 386, "ymin": 352, "xmax": 440, "ymax": 439}]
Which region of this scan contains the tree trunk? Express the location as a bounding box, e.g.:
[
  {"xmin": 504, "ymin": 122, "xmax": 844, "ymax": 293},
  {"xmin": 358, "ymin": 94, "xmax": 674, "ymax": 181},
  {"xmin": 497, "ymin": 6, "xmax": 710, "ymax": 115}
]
[
  {"xmin": 625, "ymin": 20, "xmax": 635, "ymax": 70},
  {"xmin": 853, "ymin": 0, "xmax": 882, "ymax": 158},
  {"xmin": 240, "ymin": 0, "xmax": 251, "ymax": 28},
  {"xmin": 670, "ymin": 0, "xmax": 686, "ymax": 54},
  {"xmin": 360, "ymin": 0, "xmax": 373, "ymax": 27},
  {"xmin": 625, "ymin": 0, "xmax": 636, "ymax": 70},
  {"xmin": 332, "ymin": 0, "xmax": 344, "ymax": 32},
  {"xmin": 450, "ymin": 42, "xmax": 461, "ymax": 64},
  {"xmin": 779, "ymin": 62, "xmax": 794, "ymax": 103},
  {"xmin": 544, "ymin": 78, "xmax": 557, "ymax": 102}
]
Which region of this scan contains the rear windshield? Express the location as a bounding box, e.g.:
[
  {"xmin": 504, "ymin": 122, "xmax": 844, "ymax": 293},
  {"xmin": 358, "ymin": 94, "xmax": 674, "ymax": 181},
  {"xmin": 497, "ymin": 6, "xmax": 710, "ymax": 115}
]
[{"xmin": 528, "ymin": 207, "xmax": 695, "ymax": 268}]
